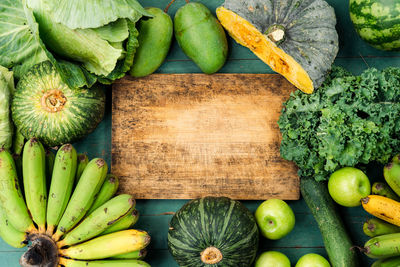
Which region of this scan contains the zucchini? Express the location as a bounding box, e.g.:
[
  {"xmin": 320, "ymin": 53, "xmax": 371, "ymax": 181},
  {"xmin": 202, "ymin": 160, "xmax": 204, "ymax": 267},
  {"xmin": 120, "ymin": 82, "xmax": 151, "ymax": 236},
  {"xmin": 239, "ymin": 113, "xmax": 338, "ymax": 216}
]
[{"xmin": 301, "ymin": 176, "xmax": 359, "ymax": 267}]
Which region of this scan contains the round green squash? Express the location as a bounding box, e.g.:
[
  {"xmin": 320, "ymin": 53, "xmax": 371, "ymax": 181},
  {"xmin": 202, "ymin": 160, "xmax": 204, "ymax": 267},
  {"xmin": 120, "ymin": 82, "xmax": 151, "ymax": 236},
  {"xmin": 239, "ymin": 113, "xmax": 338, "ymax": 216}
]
[
  {"xmin": 12, "ymin": 61, "xmax": 105, "ymax": 147},
  {"xmin": 168, "ymin": 196, "xmax": 259, "ymax": 267},
  {"xmin": 350, "ymin": 0, "xmax": 400, "ymax": 51},
  {"xmin": 216, "ymin": 0, "xmax": 339, "ymax": 94}
]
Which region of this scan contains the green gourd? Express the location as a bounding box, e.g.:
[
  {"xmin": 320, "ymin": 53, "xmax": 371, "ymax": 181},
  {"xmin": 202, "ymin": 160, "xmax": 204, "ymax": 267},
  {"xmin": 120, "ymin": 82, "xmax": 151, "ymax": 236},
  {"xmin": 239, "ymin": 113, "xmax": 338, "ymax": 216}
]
[
  {"xmin": 174, "ymin": 2, "xmax": 228, "ymax": 74},
  {"xmin": 130, "ymin": 7, "xmax": 173, "ymax": 78}
]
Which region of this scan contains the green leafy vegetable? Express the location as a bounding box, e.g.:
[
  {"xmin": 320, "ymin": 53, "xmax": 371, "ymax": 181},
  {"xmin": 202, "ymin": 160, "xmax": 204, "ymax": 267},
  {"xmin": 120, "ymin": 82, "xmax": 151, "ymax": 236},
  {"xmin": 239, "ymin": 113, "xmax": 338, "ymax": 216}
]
[
  {"xmin": 279, "ymin": 66, "xmax": 400, "ymax": 181},
  {"xmin": 92, "ymin": 19, "xmax": 129, "ymax": 43},
  {"xmin": 0, "ymin": 0, "xmax": 97, "ymax": 88},
  {"xmin": 40, "ymin": 0, "xmax": 150, "ymax": 29},
  {"xmin": 0, "ymin": 0, "xmax": 48, "ymax": 79},
  {"xmin": 0, "ymin": 66, "xmax": 14, "ymax": 149},
  {"xmin": 0, "ymin": 0, "xmax": 145, "ymax": 87},
  {"xmin": 98, "ymin": 20, "xmax": 139, "ymax": 84},
  {"xmin": 28, "ymin": 0, "xmax": 124, "ymax": 76}
]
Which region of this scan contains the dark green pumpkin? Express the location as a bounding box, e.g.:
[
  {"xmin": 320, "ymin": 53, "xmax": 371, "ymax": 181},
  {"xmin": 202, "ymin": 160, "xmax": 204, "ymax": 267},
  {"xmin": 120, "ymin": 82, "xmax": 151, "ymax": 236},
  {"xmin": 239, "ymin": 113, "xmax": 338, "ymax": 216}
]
[
  {"xmin": 168, "ymin": 196, "xmax": 259, "ymax": 267},
  {"xmin": 12, "ymin": 61, "xmax": 105, "ymax": 147}
]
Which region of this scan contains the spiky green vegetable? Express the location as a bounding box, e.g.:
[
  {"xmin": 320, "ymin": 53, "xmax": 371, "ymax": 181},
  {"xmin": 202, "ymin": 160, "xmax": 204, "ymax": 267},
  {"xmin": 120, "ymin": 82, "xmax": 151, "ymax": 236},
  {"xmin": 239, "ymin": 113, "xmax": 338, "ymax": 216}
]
[{"xmin": 279, "ymin": 66, "xmax": 400, "ymax": 181}]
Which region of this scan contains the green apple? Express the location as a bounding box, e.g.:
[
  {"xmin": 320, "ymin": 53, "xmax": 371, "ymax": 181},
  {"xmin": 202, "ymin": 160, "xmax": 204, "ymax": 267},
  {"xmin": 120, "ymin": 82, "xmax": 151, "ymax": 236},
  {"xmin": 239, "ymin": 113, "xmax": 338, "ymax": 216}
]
[
  {"xmin": 295, "ymin": 253, "xmax": 331, "ymax": 267},
  {"xmin": 255, "ymin": 251, "xmax": 291, "ymax": 267},
  {"xmin": 328, "ymin": 167, "xmax": 371, "ymax": 207},
  {"xmin": 255, "ymin": 199, "xmax": 295, "ymax": 240}
]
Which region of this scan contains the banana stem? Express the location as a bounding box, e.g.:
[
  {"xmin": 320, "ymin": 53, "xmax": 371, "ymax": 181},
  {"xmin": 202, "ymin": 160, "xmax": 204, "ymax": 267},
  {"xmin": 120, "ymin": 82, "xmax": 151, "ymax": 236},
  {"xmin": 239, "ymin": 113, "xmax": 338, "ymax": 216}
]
[{"xmin": 20, "ymin": 234, "xmax": 58, "ymax": 267}]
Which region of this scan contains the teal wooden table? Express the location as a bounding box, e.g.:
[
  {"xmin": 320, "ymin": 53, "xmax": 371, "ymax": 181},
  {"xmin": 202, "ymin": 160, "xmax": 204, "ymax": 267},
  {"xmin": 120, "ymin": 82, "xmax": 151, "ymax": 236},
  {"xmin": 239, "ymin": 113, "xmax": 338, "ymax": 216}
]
[{"xmin": 1, "ymin": 0, "xmax": 399, "ymax": 266}]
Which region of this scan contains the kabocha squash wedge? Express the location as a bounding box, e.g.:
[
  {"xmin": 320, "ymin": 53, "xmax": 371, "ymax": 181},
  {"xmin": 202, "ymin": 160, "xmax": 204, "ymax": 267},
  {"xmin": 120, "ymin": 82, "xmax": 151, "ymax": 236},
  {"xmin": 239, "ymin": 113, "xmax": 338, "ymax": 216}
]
[{"xmin": 216, "ymin": 0, "xmax": 339, "ymax": 93}]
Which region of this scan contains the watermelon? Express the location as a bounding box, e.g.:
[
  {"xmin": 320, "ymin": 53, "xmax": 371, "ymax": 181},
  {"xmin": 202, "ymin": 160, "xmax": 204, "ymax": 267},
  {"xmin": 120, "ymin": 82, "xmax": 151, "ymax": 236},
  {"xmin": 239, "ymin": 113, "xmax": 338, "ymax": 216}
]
[
  {"xmin": 350, "ymin": 0, "xmax": 400, "ymax": 51},
  {"xmin": 168, "ymin": 196, "xmax": 259, "ymax": 267}
]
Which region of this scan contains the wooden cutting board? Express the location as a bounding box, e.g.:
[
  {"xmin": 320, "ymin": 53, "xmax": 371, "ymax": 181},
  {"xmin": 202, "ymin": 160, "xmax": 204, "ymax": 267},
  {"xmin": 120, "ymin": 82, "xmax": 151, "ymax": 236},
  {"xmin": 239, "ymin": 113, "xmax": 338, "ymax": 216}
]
[{"xmin": 111, "ymin": 74, "xmax": 299, "ymax": 200}]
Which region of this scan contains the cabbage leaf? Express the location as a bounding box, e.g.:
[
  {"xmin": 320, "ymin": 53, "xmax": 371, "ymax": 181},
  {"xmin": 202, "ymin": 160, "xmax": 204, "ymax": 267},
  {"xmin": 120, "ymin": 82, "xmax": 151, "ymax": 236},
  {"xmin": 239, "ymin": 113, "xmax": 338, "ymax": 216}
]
[
  {"xmin": 99, "ymin": 20, "xmax": 139, "ymax": 84},
  {"xmin": 40, "ymin": 0, "xmax": 150, "ymax": 29},
  {"xmin": 92, "ymin": 19, "xmax": 129, "ymax": 43},
  {"xmin": 0, "ymin": 66, "xmax": 14, "ymax": 149},
  {"xmin": 28, "ymin": 0, "xmax": 124, "ymax": 77},
  {"xmin": 0, "ymin": 0, "xmax": 97, "ymax": 88},
  {"xmin": 0, "ymin": 0, "xmax": 48, "ymax": 79}
]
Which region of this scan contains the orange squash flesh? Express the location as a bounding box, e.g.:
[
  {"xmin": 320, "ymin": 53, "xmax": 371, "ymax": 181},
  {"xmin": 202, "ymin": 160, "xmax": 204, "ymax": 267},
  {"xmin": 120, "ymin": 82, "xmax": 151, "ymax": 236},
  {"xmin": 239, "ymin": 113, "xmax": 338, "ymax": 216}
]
[{"xmin": 216, "ymin": 6, "xmax": 314, "ymax": 94}]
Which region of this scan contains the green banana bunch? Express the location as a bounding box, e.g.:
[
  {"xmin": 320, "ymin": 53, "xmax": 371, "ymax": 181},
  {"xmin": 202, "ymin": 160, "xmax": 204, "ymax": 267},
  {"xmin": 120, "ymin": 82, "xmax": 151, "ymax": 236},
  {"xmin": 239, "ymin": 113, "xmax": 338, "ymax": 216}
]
[
  {"xmin": 87, "ymin": 174, "xmax": 120, "ymax": 214},
  {"xmin": 384, "ymin": 161, "xmax": 400, "ymax": 197},
  {"xmin": 59, "ymin": 258, "xmax": 151, "ymax": 267},
  {"xmin": 45, "ymin": 149, "xmax": 55, "ymax": 187},
  {"xmin": 46, "ymin": 144, "xmax": 77, "ymax": 236},
  {"xmin": 0, "ymin": 140, "xmax": 151, "ymax": 267},
  {"xmin": 0, "ymin": 202, "xmax": 28, "ymax": 248},
  {"xmin": 102, "ymin": 209, "xmax": 140, "ymax": 235},
  {"xmin": 22, "ymin": 138, "xmax": 47, "ymax": 233},
  {"xmin": 57, "ymin": 194, "xmax": 136, "ymax": 247},
  {"xmin": 60, "ymin": 229, "xmax": 151, "ymax": 260},
  {"xmin": 75, "ymin": 153, "xmax": 89, "ymax": 183},
  {"xmin": 53, "ymin": 158, "xmax": 108, "ymax": 241},
  {"xmin": 0, "ymin": 148, "xmax": 35, "ymax": 233},
  {"xmin": 111, "ymin": 249, "xmax": 147, "ymax": 260}
]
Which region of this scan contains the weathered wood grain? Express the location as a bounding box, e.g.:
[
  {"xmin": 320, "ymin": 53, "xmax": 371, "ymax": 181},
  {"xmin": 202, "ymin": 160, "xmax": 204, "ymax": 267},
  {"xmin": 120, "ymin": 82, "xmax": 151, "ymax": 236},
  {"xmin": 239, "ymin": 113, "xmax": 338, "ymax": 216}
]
[{"xmin": 112, "ymin": 74, "xmax": 299, "ymax": 200}]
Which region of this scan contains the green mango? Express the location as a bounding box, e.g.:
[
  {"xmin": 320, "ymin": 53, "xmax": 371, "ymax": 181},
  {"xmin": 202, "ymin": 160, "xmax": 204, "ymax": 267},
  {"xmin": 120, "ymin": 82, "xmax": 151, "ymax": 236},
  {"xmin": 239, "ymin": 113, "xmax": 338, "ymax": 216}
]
[
  {"xmin": 174, "ymin": 2, "xmax": 228, "ymax": 74},
  {"xmin": 130, "ymin": 7, "xmax": 173, "ymax": 78}
]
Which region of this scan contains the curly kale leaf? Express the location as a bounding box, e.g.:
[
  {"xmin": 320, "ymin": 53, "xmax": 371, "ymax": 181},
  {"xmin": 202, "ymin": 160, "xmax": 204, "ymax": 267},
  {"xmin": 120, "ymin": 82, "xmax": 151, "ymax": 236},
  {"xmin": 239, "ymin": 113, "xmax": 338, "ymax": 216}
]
[{"xmin": 278, "ymin": 66, "xmax": 400, "ymax": 181}]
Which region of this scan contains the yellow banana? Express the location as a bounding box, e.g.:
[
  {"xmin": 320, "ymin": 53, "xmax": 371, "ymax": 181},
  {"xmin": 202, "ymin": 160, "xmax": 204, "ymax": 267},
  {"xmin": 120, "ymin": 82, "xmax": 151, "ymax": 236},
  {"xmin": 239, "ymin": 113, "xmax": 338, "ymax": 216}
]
[
  {"xmin": 102, "ymin": 209, "xmax": 139, "ymax": 235},
  {"xmin": 57, "ymin": 194, "xmax": 135, "ymax": 247},
  {"xmin": 22, "ymin": 138, "xmax": 47, "ymax": 233},
  {"xmin": 53, "ymin": 158, "xmax": 108, "ymax": 241},
  {"xmin": 75, "ymin": 153, "xmax": 89, "ymax": 183},
  {"xmin": 60, "ymin": 229, "xmax": 151, "ymax": 260},
  {"xmin": 46, "ymin": 144, "xmax": 77, "ymax": 236},
  {"xmin": 87, "ymin": 174, "xmax": 119, "ymax": 214},
  {"xmin": 0, "ymin": 148, "xmax": 35, "ymax": 233},
  {"xmin": 362, "ymin": 195, "xmax": 400, "ymax": 226},
  {"xmin": 0, "ymin": 202, "xmax": 28, "ymax": 248},
  {"xmin": 59, "ymin": 258, "xmax": 151, "ymax": 267}
]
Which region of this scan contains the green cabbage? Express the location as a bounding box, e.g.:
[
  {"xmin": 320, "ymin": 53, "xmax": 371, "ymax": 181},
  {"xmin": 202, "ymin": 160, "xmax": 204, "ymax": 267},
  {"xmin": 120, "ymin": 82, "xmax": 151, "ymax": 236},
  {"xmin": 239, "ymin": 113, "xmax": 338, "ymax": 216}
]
[
  {"xmin": 0, "ymin": 0, "xmax": 145, "ymax": 87},
  {"xmin": 40, "ymin": 0, "xmax": 150, "ymax": 29},
  {"xmin": 0, "ymin": 0, "xmax": 97, "ymax": 88},
  {"xmin": 28, "ymin": 0, "xmax": 128, "ymax": 76},
  {"xmin": 0, "ymin": 0, "xmax": 48, "ymax": 79},
  {"xmin": 0, "ymin": 66, "xmax": 14, "ymax": 149}
]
